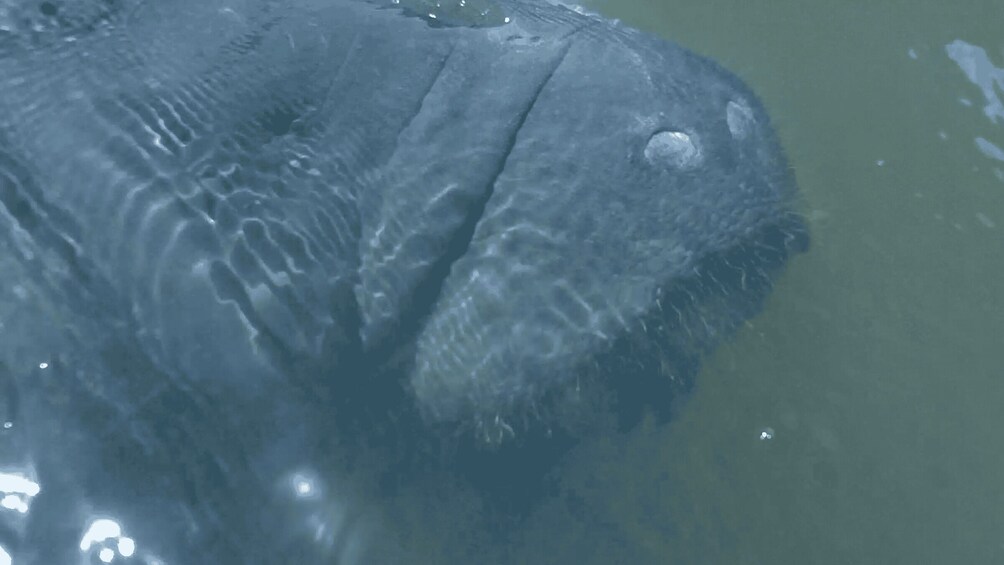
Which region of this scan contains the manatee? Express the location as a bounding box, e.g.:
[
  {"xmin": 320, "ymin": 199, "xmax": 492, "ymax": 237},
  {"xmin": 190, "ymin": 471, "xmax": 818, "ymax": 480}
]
[{"xmin": 0, "ymin": 0, "xmax": 807, "ymax": 562}]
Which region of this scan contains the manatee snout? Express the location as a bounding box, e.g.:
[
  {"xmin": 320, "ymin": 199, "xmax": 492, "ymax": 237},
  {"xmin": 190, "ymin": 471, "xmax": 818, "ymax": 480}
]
[{"xmin": 403, "ymin": 20, "xmax": 808, "ymax": 439}]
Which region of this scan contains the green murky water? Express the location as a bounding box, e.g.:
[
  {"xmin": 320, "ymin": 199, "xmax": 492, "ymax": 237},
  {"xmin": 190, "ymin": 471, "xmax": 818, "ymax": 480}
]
[{"xmin": 514, "ymin": 1, "xmax": 1003, "ymax": 563}]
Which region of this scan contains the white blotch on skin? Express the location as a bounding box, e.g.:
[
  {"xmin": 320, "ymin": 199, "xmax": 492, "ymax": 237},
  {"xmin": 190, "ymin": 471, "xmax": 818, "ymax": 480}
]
[
  {"xmin": 644, "ymin": 130, "xmax": 701, "ymax": 169},
  {"xmin": 726, "ymin": 100, "xmax": 755, "ymax": 139}
]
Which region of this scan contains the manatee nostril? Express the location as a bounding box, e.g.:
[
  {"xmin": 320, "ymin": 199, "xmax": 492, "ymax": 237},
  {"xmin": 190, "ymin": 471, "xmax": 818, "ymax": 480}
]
[
  {"xmin": 644, "ymin": 130, "xmax": 702, "ymax": 169},
  {"xmin": 726, "ymin": 99, "xmax": 755, "ymax": 140}
]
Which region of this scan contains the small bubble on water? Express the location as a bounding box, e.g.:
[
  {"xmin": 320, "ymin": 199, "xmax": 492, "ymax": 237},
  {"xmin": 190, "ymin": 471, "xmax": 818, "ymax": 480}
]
[{"xmin": 758, "ymin": 427, "xmax": 775, "ymax": 441}]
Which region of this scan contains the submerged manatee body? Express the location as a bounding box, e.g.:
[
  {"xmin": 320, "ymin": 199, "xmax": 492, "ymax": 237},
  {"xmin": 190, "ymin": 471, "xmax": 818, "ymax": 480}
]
[{"xmin": 0, "ymin": 0, "xmax": 807, "ymax": 562}]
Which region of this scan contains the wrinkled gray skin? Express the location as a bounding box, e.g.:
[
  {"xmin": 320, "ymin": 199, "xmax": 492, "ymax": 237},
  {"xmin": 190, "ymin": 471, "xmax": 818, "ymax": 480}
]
[{"xmin": 0, "ymin": 0, "xmax": 806, "ymax": 563}]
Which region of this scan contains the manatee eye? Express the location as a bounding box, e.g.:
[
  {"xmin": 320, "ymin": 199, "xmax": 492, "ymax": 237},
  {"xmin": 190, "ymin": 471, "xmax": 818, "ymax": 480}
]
[
  {"xmin": 644, "ymin": 130, "xmax": 702, "ymax": 169},
  {"xmin": 39, "ymin": 2, "xmax": 59, "ymax": 17},
  {"xmin": 726, "ymin": 99, "xmax": 755, "ymax": 140}
]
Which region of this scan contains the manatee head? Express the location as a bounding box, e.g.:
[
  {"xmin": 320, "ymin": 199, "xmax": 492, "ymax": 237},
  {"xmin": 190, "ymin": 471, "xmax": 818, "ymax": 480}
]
[{"xmin": 400, "ymin": 10, "xmax": 808, "ymax": 440}]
